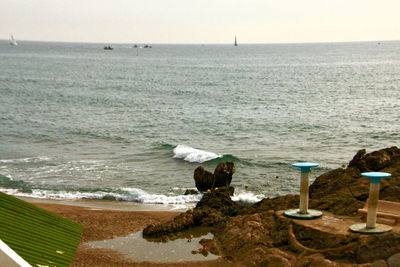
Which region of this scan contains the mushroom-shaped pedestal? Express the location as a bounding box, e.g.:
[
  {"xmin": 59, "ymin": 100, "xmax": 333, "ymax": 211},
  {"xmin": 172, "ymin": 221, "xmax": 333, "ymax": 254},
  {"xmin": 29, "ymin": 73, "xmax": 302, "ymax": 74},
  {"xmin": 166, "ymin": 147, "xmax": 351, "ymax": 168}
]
[
  {"xmin": 349, "ymin": 172, "xmax": 392, "ymax": 234},
  {"xmin": 284, "ymin": 162, "xmax": 323, "ymax": 220},
  {"xmin": 350, "ymin": 172, "xmax": 392, "ymax": 234}
]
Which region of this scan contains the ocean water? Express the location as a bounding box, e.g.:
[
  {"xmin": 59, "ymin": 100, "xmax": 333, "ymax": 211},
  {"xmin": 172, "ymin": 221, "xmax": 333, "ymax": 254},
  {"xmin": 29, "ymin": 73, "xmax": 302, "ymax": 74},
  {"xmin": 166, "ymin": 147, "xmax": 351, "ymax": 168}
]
[{"xmin": 1, "ymin": 40, "xmax": 399, "ymax": 209}]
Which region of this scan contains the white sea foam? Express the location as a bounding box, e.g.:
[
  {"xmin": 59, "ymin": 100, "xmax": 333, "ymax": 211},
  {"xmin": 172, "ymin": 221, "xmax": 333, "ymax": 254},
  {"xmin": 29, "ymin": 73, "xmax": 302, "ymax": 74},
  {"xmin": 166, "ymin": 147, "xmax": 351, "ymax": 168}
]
[
  {"xmin": 232, "ymin": 191, "xmax": 265, "ymax": 203},
  {"xmin": 0, "ymin": 187, "xmax": 203, "ymax": 205},
  {"xmin": 0, "ymin": 156, "xmax": 51, "ymax": 164},
  {"xmin": 173, "ymin": 145, "xmax": 222, "ymax": 163}
]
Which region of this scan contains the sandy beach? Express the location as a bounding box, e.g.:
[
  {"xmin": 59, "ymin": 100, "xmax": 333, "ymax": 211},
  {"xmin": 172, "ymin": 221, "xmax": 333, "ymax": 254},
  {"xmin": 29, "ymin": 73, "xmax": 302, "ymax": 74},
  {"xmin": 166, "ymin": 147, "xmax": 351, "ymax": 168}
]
[{"xmin": 29, "ymin": 200, "xmax": 231, "ymax": 267}]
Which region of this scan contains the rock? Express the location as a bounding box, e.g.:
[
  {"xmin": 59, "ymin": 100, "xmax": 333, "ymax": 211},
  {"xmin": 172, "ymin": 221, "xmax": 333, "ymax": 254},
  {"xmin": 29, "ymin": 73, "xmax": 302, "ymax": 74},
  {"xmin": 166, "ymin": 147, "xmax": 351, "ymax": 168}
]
[
  {"xmin": 193, "ymin": 162, "xmax": 235, "ymax": 192},
  {"xmin": 309, "ymin": 147, "xmax": 400, "ymax": 216},
  {"xmin": 248, "ymin": 247, "xmax": 293, "ymax": 267},
  {"xmin": 194, "ymin": 166, "xmax": 214, "ymax": 192},
  {"xmin": 195, "ymin": 186, "xmax": 238, "ymax": 216},
  {"xmin": 239, "ymin": 194, "xmax": 299, "ymax": 215},
  {"xmin": 215, "ymin": 213, "xmax": 294, "ymax": 266},
  {"xmin": 191, "ymin": 247, "xmax": 208, "ymax": 256},
  {"xmin": 143, "ymin": 187, "xmax": 238, "ymax": 238},
  {"xmin": 199, "ymin": 238, "xmax": 220, "ymax": 255},
  {"xmin": 348, "ymin": 147, "xmax": 400, "ymax": 172},
  {"xmin": 144, "ymin": 148, "xmax": 400, "ymax": 265},
  {"xmin": 372, "ymin": 260, "xmax": 388, "ymax": 267},
  {"xmin": 213, "ymin": 161, "xmax": 235, "ymax": 188},
  {"xmin": 184, "ymin": 189, "xmax": 198, "ymax": 195},
  {"xmin": 388, "ymin": 253, "xmax": 400, "ymax": 267},
  {"xmin": 217, "ymin": 213, "xmax": 272, "ymax": 255},
  {"xmin": 260, "ymin": 254, "xmax": 291, "ymax": 267},
  {"xmin": 356, "ymin": 233, "xmax": 400, "ymax": 263},
  {"xmin": 295, "ymin": 254, "xmax": 339, "ymax": 267},
  {"xmin": 101, "ymin": 194, "xmax": 117, "ymax": 200}
]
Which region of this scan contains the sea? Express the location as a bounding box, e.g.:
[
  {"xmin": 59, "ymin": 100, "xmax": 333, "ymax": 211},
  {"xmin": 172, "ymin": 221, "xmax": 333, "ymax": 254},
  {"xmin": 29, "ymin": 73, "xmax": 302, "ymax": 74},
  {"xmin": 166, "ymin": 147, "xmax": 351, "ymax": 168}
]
[{"xmin": 1, "ymin": 40, "xmax": 399, "ymax": 210}]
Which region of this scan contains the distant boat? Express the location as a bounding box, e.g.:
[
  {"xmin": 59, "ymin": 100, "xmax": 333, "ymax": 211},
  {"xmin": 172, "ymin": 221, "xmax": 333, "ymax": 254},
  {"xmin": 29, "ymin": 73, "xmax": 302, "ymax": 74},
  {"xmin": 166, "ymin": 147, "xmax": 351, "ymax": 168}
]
[
  {"xmin": 104, "ymin": 45, "xmax": 113, "ymax": 50},
  {"xmin": 10, "ymin": 35, "xmax": 18, "ymax": 46},
  {"xmin": 234, "ymin": 35, "xmax": 238, "ymax": 46}
]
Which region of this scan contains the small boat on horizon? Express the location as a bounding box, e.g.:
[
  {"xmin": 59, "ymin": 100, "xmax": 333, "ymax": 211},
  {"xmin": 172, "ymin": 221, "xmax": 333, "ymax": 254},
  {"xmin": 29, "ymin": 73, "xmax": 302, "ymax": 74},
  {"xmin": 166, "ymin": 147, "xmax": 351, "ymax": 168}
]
[
  {"xmin": 10, "ymin": 34, "xmax": 18, "ymax": 46},
  {"xmin": 234, "ymin": 35, "xmax": 238, "ymax": 46},
  {"xmin": 104, "ymin": 45, "xmax": 113, "ymax": 50}
]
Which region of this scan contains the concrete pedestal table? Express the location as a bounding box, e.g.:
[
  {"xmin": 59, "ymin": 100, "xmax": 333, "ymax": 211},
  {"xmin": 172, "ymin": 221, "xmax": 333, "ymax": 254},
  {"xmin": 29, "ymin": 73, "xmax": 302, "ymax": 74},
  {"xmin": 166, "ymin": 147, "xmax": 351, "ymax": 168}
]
[
  {"xmin": 284, "ymin": 162, "xmax": 323, "ymax": 219},
  {"xmin": 350, "ymin": 172, "xmax": 392, "ymax": 234}
]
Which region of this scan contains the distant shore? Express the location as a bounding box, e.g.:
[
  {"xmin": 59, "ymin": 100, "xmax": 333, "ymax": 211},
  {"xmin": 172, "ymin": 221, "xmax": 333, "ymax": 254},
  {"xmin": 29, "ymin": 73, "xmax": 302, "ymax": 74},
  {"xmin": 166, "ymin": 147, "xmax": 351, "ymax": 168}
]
[{"xmin": 29, "ymin": 199, "xmax": 230, "ymax": 266}]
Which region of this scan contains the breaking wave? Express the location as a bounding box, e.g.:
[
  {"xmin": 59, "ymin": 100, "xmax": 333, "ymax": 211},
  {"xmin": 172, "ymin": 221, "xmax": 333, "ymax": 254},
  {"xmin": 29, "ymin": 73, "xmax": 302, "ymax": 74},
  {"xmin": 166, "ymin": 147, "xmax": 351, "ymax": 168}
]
[
  {"xmin": 0, "ymin": 187, "xmax": 203, "ymax": 205},
  {"xmin": 232, "ymin": 190, "xmax": 265, "ymax": 204},
  {"xmin": 173, "ymin": 144, "xmax": 238, "ymax": 163}
]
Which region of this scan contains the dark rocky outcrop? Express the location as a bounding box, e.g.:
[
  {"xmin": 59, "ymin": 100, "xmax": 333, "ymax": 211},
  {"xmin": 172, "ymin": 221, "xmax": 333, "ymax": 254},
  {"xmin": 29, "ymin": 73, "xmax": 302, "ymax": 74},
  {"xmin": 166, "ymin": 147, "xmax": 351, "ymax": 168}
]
[
  {"xmin": 213, "ymin": 161, "xmax": 235, "ymax": 188},
  {"xmin": 309, "ymin": 146, "xmax": 400, "ymax": 216},
  {"xmin": 184, "ymin": 189, "xmax": 198, "ymax": 195},
  {"xmin": 348, "ymin": 147, "xmax": 400, "ymax": 172},
  {"xmin": 193, "ymin": 162, "xmax": 235, "ymax": 192},
  {"xmin": 194, "ymin": 166, "xmax": 215, "ymax": 192},
  {"xmin": 143, "ymin": 187, "xmax": 238, "ymax": 237}
]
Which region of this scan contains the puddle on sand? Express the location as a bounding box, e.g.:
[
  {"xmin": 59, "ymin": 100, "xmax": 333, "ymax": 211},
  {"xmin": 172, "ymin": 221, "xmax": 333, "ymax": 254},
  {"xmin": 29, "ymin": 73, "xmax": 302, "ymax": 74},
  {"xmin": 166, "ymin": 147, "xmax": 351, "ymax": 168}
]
[{"xmin": 87, "ymin": 231, "xmax": 219, "ymax": 262}]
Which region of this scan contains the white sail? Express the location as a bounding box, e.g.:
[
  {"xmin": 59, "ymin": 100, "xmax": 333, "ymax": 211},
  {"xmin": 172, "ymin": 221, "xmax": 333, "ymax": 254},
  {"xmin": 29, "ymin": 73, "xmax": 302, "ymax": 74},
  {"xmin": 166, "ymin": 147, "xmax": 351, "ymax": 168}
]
[{"xmin": 10, "ymin": 35, "xmax": 18, "ymax": 46}]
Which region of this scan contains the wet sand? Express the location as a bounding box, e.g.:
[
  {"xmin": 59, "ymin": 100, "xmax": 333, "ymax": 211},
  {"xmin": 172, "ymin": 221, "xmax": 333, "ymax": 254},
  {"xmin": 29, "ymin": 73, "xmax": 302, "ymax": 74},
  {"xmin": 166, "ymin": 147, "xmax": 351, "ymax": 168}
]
[{"xmin": 30, "ymin": 201, "xmax": 232, "ymax": 266}]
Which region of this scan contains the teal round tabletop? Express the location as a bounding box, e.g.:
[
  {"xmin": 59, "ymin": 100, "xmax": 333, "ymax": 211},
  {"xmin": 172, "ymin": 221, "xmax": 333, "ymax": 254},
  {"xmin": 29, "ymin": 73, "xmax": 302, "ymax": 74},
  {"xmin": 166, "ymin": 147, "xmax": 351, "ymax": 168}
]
[
  {"xmin": 292, "ymin": 162, "xmax": 319, "ymax": 168},
  {"xmin": 361, "ymin": 172, "xmax": 391, "ymax": 178}
]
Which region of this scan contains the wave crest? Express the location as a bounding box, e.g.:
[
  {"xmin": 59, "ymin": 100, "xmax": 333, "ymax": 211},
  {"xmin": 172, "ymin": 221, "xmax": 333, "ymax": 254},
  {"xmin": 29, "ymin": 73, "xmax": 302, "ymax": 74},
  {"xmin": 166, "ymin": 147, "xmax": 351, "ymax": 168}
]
[
  {"xmin": 173, "ymin": 145, "xmax": 222, "ymax": 163},
  {"xmin": 0, "ymin": 187, "xmax": 203, "ymax": 205}
]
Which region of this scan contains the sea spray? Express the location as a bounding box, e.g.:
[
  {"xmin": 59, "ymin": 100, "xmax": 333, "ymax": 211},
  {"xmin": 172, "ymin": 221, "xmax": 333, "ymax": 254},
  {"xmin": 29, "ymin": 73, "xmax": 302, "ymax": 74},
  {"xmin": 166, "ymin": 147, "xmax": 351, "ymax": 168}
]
[{"xmin": 232, "ymin": 190, "xmax": 265, "ymax": 204}]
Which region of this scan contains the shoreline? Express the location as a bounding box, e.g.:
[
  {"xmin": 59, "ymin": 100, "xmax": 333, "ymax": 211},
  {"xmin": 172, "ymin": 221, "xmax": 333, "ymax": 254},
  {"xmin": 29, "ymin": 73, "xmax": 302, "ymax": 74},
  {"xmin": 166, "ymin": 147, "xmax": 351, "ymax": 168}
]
[
  {"xmin": 18, "ymin": 195, "xmax": 191, "ymax": 212},
  {"xmin": 28, "ymin": 199, "xmax": 230, "ymax": 266}
]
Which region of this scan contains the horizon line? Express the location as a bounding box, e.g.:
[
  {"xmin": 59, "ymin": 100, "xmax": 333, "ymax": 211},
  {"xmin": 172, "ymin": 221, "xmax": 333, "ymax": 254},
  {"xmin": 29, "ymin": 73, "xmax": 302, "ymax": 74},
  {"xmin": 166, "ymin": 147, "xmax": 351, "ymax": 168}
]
[{"xmin": 1, "ymin": 38, "xmax": 399, "ymax": 45}]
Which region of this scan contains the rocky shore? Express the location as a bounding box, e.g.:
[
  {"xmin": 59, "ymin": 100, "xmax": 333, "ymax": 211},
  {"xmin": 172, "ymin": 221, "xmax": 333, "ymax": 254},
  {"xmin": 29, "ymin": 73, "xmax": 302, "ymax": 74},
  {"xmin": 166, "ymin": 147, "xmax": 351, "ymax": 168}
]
[{"xmin": 143, "ymin": 147, "xmax": 400, "ymax": 266}]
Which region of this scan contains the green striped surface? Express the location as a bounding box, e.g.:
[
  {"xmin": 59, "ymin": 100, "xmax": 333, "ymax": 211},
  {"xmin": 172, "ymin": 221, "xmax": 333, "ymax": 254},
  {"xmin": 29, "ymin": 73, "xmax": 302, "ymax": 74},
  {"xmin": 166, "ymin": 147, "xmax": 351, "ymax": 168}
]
[{"xmin": 0, "ymin": 192, "xmax": 83, "ymax": 267}]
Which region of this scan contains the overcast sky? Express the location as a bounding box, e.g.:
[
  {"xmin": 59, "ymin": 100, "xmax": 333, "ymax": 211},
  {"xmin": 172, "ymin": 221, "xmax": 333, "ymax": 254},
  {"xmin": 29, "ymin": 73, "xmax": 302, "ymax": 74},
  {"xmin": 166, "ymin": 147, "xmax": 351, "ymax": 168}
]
[{"xmin": 1, "ymin": 0, "xmax": 399, "ymax": 44}]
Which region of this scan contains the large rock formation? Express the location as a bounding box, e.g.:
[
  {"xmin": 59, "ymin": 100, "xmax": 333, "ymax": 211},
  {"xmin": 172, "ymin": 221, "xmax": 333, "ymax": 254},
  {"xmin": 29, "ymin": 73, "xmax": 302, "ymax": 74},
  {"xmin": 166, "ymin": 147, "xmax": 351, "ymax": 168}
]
[
  {"xmin": 194, "ymin": 161, "xmax": 235, "ymax": 192},
  {"xmin": 309, "ymin": 146, "xmax": 400, "ymax": 215},
  {"xmin": 143, "ymin": 147, "xmax": 400, "ymax": 266},
  {"xmin": 143, "ymin": 186, "xmax": 238, "ymax": 237}
]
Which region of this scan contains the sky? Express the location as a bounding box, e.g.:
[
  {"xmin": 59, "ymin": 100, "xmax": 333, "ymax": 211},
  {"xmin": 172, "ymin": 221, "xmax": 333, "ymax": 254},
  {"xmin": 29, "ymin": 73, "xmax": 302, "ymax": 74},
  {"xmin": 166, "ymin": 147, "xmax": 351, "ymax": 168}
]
[{"xmin": 1, "ymin": 0, "xmax": 399, "ymax": 44}]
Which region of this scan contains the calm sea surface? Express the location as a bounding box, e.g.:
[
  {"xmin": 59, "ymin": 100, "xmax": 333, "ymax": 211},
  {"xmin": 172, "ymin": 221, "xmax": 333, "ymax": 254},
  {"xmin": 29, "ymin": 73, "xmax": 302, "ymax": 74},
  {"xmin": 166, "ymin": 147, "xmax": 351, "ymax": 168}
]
[{"xmin": 1, "ymin": 40, "xmax": 399, "ymax": 208}]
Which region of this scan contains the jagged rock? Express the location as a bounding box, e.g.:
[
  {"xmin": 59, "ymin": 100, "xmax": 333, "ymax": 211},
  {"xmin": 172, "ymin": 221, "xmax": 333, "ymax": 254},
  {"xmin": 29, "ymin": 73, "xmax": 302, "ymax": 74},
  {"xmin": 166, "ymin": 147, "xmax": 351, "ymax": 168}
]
[
  {"xmin": 372, "ymin": 260, "xmax": 389, "ymax": 267},
  {"xmin": 261, "ymin": 254, "xmax": 291, "ymax": 267},
  {"xmin": 218, "ymin": 213, "xmax": 272, "ymax": 256},
  {"xmin": 194, "ymin": 166, "xmax": 214, "ymax": 191},
  {"xmin": 143, "ymin": 209, "xmax": 196, "ymax": 237},
  {"xmin": 213, "ymin": 161, "xmax": 235, "ymax": 188},
  {"xmin": 143, "ymin": 187, "xmax": 238, "ymax": 238},
  {"xmin": 348, "ymin": 147, "xmax": 400, "ymax": 172},
  {"xmin": 193, "ymin": 162, "xmax": 235, "ymax": 192},
  {"xmin": 195, "ymin": 186, "xmax": 238, "ymax": 216},
  {"xmin": 356, "ymin": 233, "xmax": 400, "ymax": 263},
  {"xmin": 387, "ymin": 253, "xmax": 400, "ymax": 267},
  {"xmin": 199, "ymin": 238, "xmax": 221, "ymax": 255},
  {"xmin": 184, "ymin": 189, "xmax": 198, "ymax": 195},
  {"xmin": 309, "ymin": 147, "xmax": 400, "ymax": 216},
  {"xmin": 294, "ymin": 254, "xmax": 339, "ymax": 267}
]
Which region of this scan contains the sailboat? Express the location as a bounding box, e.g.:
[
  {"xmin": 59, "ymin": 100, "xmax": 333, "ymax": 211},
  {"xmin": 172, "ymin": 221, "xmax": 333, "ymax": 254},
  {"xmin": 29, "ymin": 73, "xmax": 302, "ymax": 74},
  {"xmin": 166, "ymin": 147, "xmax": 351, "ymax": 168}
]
[
  {"xmin": 10, "ymin": 35, "xmax": 18, "ymax": 46},
  {"xmin": 234, "ymin": 35, "xmax": 238, "ymax": 46}
]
